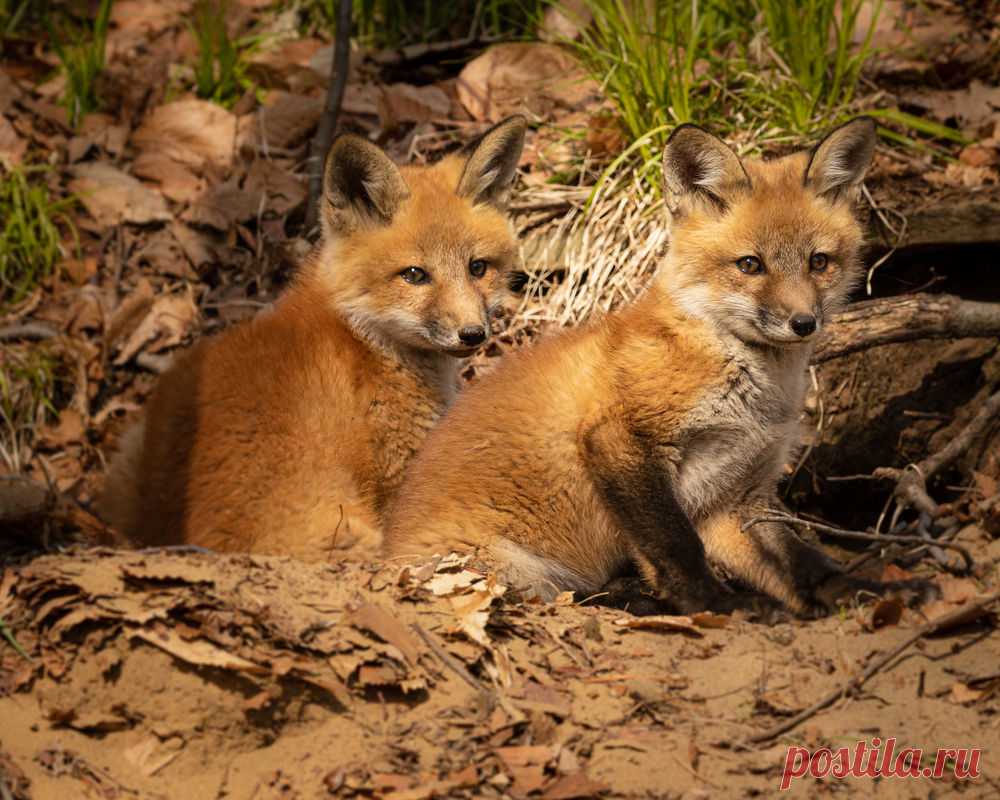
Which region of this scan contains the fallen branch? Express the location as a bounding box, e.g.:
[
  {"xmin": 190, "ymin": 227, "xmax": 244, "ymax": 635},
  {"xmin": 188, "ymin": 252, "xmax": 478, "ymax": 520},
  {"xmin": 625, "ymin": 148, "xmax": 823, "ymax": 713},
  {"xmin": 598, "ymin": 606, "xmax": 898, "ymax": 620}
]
[
  {"xmin": 814, "ymin": 294, "xmax": 1000, "ymax": 363},
  {"xmin": 741, "ymin": 512, "xmax": 974, "ymax": 572},
  {"xmin": 873, "ymin": 386, "xmax": 1000, "ymax": 518},
  {"xmin": 305, "ymin": 0, "xmax": 352, "ymax": 231},
  {"xmin": 747, "ymin": 590, "xmax": 1000, "ymax": 744}
]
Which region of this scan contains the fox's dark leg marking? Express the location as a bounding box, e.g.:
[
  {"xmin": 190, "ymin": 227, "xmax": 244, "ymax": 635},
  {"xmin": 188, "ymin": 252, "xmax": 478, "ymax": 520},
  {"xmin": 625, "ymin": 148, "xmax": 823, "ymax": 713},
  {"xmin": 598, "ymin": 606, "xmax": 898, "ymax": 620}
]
[
  {"xmin": 580, "ymin": 415, "xmax": 733, "ymax": 614},
  {"xmin": 702, "ymin": 507, "xmax": 938, "ymax": 616}
]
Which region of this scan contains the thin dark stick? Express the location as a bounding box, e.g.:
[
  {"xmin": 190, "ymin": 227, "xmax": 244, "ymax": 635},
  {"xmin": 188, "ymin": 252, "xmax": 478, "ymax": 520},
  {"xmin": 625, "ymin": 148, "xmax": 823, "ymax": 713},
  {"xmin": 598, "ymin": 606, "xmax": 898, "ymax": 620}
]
[
  {"xmin": 742, "ymin": 513, "xmax": 974, "ymax": 571},
  {"xmin": 411, "ymin": 623, "xmax": 484, "ymax": 693},
  {"xmin": 306, "ymin": 0, "xmax": 352, "ymax": 232},
  {"xmin": 747, "ymin": 590, "xmax": 1000, "ymax": 744}
]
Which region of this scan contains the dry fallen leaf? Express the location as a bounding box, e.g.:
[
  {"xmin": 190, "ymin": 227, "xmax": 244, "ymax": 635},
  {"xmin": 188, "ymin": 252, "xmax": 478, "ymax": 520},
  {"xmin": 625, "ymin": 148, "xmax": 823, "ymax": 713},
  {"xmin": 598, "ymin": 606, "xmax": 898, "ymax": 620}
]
[
  {"xmin": 182, "ymin": 179, "xmax": 261, "ymax": 231},
  {"xmin": 133, "ymin": 151, "xmax": 206, "ymax": 205},
  {"xmin": 131, "ymin": 627, "xmax": 267, "ymax": 674},
  {"xmin": 538, "ymin": 0, "xmax": 592, "ymax": 42},
  {"xmin": 456, "ymin": 43, "xmax": 599, "ymax": 123},
  {"xmin": 256, "ymin": 91, "xmax": 323, "ymax": 150},
  {"xmin": 906, "ymin": 80, "xmax": 1000, "ymax": 132},
  {"xmin": 123, "ymin": 734, "xmax": 185, "ymax": 777},
  {"xmin": 690, "ymin": 611, "xmax": 729, "ymax": 630},
  {"xmin": 68, "ymin": 162, "xmax": 172, "ymax": 227},
  {"xmin": 133, "ymin": 99, "xmax": 238, "ymax": 172},
  {"xmin": 0, "ymin": 69, "xmax": 22, "ymax": 115},
  {"xmin": 35, "ymin": 409, "xmax": 86, "ymax": 450},
  {"xmin": 349, "ymin": 603, "xmax": 424, "ymax": 666},
  {"xmin": 543, "ymin": 771, "xmax": 608, "ymax": 800},
  {"xmin": 867, "ymin": 597, "xmax": 904, "ymax": 631},
  {"xmin": 105, "ymin": 278, "xmax": 156, "ymax": 349},
  {"xmin": 424, "ymin": 569, "xmax": 482, "ymax": 596},
  {"xmin": 0, "ymin": 115, "xmax": 26, "ymax": 169},
  {"xmin": 244, "ymin": 159, "xmax": 306, "ymax": 217},
  {"xmin": 613, "ymin": 615, "xmax": 704, "ymax": 637},
  {"xmin": 113, "ymin": 287, "xmax": 198, "ymax": 364},
  {"xmin": 949, "ymin": 682, "xmax": 984, "ymax": 704},
  {"xmin": 378, "ymin": 83, "xmax": 452, "ymax": 128}
]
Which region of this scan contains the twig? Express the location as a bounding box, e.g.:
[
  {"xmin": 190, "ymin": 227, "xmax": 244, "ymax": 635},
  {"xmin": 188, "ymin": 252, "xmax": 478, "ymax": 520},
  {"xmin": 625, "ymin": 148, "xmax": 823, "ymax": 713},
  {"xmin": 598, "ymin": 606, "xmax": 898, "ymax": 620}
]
[
  {"xmin": 873, "ymin": 386, "xmax": 1000, "ymax": 518},
  {"xmin": 861, "ymin": 182, "xmax": 907, "ymax": 295},
  {"xmin": 747, "ymin": 590, "xmax": 1000, "ymax": 744},
  {"xmin": 306, "ymin": 0, "xmax": 352, "ymax": 232},
  {"xmin": 411, "ymin": 623, "xmax": 484, "ymax": 693},
  {"xmin": 741, "ymin": 512, "xmax": 974, "ymax": 572},
  {"xmin": 0, "ymin": 322, "xmax": 59, "ymax": 341}
]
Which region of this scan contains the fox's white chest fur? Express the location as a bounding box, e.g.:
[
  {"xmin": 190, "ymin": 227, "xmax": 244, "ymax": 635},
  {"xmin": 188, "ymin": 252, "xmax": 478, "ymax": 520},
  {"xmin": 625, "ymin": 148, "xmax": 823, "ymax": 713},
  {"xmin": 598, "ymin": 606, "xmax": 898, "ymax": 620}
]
[{"xmin": 676, "ymin": 344, "xmax": 811, "ymax": 521}]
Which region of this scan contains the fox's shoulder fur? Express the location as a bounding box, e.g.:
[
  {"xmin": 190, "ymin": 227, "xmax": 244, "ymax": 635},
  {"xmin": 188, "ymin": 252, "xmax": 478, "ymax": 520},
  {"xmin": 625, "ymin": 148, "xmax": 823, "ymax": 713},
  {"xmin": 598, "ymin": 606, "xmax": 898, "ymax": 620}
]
[
  {"xmin": 102, "ymin": 117, "xmax": 527, "ymax": 558},
  {"xmin": 384, "ymin": 119, "xmax": 878, "ymax": 614}
]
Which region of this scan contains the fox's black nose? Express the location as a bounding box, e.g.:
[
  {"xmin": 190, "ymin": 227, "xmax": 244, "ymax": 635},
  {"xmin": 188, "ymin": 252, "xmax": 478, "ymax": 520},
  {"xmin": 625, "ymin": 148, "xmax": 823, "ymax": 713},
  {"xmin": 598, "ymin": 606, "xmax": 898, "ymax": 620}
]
[
  {"xmin": 458, "ymin": 326, "xmax": 487, "ymax": 347},
  {"xmin": 789, "ymin": 313, "xmax": 817, "ymax": 338}
]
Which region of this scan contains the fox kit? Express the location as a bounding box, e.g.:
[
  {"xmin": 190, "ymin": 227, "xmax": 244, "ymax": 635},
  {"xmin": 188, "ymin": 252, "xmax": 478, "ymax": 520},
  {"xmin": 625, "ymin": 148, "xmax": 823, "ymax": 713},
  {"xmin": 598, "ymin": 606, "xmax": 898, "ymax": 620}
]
[
  {"xmin": 385, "ymin": 119, "xmax": 879, "ymax": 615},
  {"xmin": 102, "ymin": 116, "xmax": 526, "ymax": 558}
]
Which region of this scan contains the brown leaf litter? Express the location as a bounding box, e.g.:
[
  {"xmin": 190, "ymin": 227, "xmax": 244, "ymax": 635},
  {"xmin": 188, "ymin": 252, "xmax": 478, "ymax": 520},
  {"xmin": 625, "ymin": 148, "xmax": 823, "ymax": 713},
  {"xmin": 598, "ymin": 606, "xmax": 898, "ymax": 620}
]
[{"xmin": 1, "ymin": 549, "xmax": 997, "ymax": 798}]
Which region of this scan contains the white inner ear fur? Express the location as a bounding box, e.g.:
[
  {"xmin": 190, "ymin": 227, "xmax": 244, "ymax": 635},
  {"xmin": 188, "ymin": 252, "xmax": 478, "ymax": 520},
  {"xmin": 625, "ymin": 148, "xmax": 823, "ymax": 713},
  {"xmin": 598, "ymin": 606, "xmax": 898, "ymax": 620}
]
[
  {"xmin": 468, "ymin": 166, "xmax": 503, "ymax": 201},
  {"xmin": 693, "ymin": 147, "xmax": 729, "ymax": 191}
]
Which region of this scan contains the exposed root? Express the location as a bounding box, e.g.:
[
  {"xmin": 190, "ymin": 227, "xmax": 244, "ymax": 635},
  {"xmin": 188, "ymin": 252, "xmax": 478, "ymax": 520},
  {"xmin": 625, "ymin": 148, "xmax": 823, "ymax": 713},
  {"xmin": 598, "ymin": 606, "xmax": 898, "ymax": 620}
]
[{"xmin": 873, "ymin": 386, "xmax": 1000, "ymax": 518}]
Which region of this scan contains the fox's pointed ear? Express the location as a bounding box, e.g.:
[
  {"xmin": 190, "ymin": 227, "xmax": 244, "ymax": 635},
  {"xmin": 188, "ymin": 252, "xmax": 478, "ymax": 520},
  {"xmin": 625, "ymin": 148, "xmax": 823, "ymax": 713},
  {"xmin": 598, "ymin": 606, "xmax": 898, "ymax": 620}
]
[
  {"xmin": 457, "ymin": 115, "xmax": 526, "ymax": 209},
  {"xmin": 662, "ymin": 124, "xmax": 750, "ymax": 216},
  {"xmin": 804, "ymin": 117, "xmax": 876, "ymax": 204},
  {"xmin": 322, "ymin": 135, "xmax": 410, "ymax": 236}
]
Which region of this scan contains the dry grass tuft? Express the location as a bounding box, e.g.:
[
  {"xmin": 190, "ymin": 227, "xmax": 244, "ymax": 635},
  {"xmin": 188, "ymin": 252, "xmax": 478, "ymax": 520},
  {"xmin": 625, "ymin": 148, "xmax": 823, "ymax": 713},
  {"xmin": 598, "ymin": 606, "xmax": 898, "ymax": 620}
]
[{"xmin": 510, "ymin": 166, "xmax": 668, "ymax": 335}]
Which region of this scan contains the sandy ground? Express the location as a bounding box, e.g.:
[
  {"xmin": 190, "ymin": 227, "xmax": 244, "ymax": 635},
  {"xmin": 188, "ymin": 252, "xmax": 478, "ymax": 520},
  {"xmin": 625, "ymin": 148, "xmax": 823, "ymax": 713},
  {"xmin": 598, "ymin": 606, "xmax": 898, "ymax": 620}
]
[{"xmin": 1, "ymin": 546, "xmax": 998, "ymax": 799}]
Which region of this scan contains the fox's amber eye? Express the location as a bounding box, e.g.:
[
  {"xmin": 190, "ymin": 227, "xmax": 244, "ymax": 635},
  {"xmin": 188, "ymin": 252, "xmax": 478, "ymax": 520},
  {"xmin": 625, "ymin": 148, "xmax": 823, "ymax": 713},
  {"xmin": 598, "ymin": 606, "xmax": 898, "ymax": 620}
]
[
  {"xmin": 810, "ymin": 253, "xmax": 829, "ymax": 272},
  {"xmin": 401, "ymin": 267, "xmax": 430, "ymax": 285},
  {"xmin": 469, "ymin": 259, "xmax": 488, "ymax": 278},
  {"xmin": 736, "ymin": 256, "xmax": 763, "ymax": 275}
]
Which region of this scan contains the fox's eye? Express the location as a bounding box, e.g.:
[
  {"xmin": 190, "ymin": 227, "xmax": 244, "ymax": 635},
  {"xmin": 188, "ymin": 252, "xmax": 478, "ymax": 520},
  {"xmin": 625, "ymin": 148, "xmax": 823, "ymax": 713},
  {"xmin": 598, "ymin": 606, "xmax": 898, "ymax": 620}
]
[
  {"xmin": 469, "ymin": 259, "xmax": 488, "ymax": 278},
  {"xmin": 401, "ymin": 267, "xmax": 430, "ymax": 285},
  {"xmin": 736, "ymin": 256, "xmax": 763, "ymax": 275},
  {"xmin": 810, "ymin": 253, "xmax": 829, "ymax": 272}
]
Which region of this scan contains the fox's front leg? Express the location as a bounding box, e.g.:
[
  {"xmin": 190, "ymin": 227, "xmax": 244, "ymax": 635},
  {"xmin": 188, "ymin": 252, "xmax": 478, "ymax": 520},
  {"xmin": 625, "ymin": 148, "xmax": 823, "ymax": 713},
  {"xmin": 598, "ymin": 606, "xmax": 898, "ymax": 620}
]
[
  {"xmin": 698, "ymin": 506, "xmax": 935, "ymax": 615},
  {"xmin": 698, "ymin": 507, "xmax": 841, "ymax": 615},
  {"xmin": 580, "ymin": 415, "xmax": 732, "ymax": 614}
]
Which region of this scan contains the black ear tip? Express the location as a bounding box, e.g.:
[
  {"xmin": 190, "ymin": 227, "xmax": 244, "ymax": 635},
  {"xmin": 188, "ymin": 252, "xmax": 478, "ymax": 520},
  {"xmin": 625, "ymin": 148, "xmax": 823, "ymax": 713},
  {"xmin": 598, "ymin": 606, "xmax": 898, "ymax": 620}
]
[
  {"xmin": 499, "ymin": 113, "xmax": 528, "ymax": 130},
  {"xmin": 667, "ymin": 123, "xmax": 710, "ymax": 145},
  {"xmin": 831, "ymin": 116, "xmax": 877, "ymax": 142},
  {"xmin": 326, "ymin": 133, "xmax": 374, "ymax": 165}
]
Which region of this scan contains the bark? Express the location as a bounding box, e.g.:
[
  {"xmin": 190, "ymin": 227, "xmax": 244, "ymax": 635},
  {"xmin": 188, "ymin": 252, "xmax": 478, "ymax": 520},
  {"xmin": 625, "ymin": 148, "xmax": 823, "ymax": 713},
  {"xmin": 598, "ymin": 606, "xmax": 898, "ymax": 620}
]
[{"xmin": 814, "ymin": 293, "xmax": 1000, "ymax": 363}]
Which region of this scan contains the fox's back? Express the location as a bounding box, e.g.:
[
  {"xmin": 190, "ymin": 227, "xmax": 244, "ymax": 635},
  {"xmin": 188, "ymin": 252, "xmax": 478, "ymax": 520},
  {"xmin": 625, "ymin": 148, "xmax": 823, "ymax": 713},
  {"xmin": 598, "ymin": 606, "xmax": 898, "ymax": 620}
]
[{"xmin": 110, "ymin": 278, "xmax": 384, "ymax": 554}]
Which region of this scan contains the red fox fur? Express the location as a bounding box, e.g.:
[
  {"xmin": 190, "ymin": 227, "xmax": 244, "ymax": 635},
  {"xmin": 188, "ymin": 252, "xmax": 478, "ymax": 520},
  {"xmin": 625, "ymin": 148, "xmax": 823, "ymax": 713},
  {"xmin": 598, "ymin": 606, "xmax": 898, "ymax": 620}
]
[
  {"xmin": 102, "ymin": 117, "xmax": 526, "ymax": 559},
  {"xmin": 384, "ymin": 119, "xmax": 883, "ymax": 615}
]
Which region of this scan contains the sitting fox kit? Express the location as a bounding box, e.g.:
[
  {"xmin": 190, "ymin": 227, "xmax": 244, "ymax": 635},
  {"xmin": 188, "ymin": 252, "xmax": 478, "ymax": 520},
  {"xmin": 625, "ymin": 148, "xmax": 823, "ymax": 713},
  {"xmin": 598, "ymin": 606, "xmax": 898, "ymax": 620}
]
[
  {"xmin": 102, "ymin": 116, "xmax": 526, "ymax": 557},
  {"xmin": 385, "ymin": 118, "xmax": 878, "ymax": 614}
]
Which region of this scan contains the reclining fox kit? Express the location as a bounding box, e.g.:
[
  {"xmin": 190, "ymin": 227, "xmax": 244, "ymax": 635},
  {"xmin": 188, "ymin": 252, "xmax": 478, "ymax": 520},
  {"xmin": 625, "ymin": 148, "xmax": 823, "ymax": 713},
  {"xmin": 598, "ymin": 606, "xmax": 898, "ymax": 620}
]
[
  {"xmin": 102, "ymin": 116, "xmax": 527, "ymax": 558},
  {"xmin": 385, "ymin": 119, "xmax": 882, "ymax": 615}
]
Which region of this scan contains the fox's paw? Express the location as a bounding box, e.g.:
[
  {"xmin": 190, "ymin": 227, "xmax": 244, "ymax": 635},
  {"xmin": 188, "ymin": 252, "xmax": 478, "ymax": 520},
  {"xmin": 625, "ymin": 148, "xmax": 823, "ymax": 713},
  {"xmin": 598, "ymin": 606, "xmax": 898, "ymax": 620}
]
[
  {"xmin": 593, "ymin": 575, "xmax": 788, "ymax": 621},
  {"xmin": 809, "ymin": 572, "xmax": 939, "ymax": 615}
]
